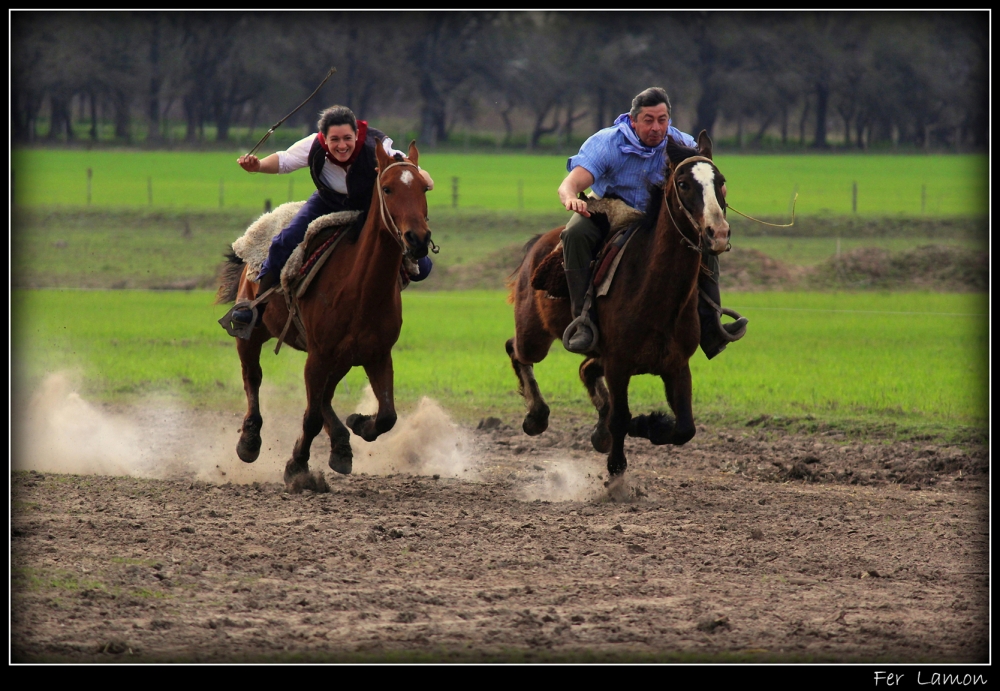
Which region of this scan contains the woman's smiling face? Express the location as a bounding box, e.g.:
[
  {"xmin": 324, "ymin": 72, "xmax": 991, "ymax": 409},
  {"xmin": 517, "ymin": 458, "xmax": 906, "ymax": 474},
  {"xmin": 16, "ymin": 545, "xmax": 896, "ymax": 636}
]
[{"xmin": 322, "ymin": 123, "xmax": 357, "ymax": 162}]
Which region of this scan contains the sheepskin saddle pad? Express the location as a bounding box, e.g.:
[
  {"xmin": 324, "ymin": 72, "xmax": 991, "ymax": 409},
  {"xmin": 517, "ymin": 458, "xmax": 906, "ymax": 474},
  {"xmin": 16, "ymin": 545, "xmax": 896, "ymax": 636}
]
[
  {"xmin": 530, "ymin": 196, "xmax": 645, "ymax": 299},
  {"xmin": 230, "ymin": 202, "xmax": 362, "ymax": 292}
]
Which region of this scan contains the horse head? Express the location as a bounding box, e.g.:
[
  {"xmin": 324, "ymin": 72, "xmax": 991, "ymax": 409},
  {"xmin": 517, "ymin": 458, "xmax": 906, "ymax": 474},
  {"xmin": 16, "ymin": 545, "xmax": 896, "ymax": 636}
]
[
  {"xmin": 375, "ymin": 139, "xmax": 433, "ymax": 259},
  {"xmin": 665, "ymin": 131, "xmax": 730, "ymax": 255}
]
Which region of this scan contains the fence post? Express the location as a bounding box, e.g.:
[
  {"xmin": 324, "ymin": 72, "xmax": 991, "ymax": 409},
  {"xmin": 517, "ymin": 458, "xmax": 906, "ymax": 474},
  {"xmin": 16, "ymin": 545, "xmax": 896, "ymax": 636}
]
[
  {"xmin": 851, "ymin": 181, "xmax": 857, "ymax": 214},
  {"xmin": 921, "ymin": 184, "xmax": 926, "ymax": 214},
  {"xmin": 147, "ymin": 176, "xmax": 153, "ymax": 206},
  {"xmin": 288, "ymin": 177, "xmax": 294, "ymax": 202},
  {"xmin": 452, "ymin": 176, "xmax": 459, "ymax": 209},
  {"xmin": 517, "ymin": 179, "xmax": 524, "ymax": 210},
  {"xmin": 219, "ymin": 179, "xmax": 224, "ymax": 208},
  {"xmin": 264, "ymin": 199, "xmax": 272, "ymax": 213},
  {"xmin": 87, "ymin": 168, "xmax": 93, "ymax": 205}
]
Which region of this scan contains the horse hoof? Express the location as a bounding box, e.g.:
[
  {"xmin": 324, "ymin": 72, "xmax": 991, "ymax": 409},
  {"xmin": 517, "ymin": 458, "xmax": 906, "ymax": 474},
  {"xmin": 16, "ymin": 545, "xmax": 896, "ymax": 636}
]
[
  {"xmin": 329, "ymin": 447, "xmax": 353, "ymax": 475},
  {"xmin": 283, "ymin": 459, "xmax": 309, "ymax": 485},
  {"xmin": 236, "ymin": 435, "xmax": 261, "ymax": 463},
  {"xmin": 522, "ymin": 404, "xmax": 549, "ymax": 436},
  {"xmin": 346, "ymin": 414, "xmax": 378, "ymax": 441},
  {"xmin": 591, "ymin": 424, "xmax": 612, "ymax": 453}
]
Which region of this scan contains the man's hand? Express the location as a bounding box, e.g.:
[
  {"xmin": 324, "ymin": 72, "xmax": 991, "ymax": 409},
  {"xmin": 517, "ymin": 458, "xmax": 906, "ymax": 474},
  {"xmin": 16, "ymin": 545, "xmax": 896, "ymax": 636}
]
[
  {"xmin": 558, "ymin": 166, "xmax": 596, "ymax": 217},
  {"xmin": 238, "ymin": 154, "xmax": 261, "ymax": 173},
  {"xmin": 562, "ymin": 195, "xmax": 590, "ymax": 216}
]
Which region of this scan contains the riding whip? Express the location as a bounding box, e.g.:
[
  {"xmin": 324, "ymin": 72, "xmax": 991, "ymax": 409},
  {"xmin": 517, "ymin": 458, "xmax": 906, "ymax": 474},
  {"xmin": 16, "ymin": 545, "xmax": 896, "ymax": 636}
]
[{"xmin": 245, "ymin": 66, "xmax": 337, "ymax": 158}]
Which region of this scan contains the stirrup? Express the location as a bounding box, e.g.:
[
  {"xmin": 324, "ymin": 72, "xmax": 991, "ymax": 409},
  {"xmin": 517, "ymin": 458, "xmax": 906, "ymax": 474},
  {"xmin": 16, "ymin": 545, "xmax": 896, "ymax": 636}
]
[
  {"xmin": 218, "ymin": 300, "xmax": 259, "ymax": 340},
  {"xmin": 717, "ymin": 307, "xmax": 748, "ymax": 342},
  {"xmin": 562, "ymin": 313, "xmax": 600, "ymax": 353}
]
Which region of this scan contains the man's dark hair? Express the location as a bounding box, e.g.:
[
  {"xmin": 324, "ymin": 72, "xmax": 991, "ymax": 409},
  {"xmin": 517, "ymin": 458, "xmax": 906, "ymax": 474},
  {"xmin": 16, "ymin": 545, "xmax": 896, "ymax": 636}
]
[
  {"xmin": 317, "ymin": 105, "xmax": 357, "ymax": 135},
  {"xmin": 629, "ymin": 87, "xmax": 671, "ymax": 120}
]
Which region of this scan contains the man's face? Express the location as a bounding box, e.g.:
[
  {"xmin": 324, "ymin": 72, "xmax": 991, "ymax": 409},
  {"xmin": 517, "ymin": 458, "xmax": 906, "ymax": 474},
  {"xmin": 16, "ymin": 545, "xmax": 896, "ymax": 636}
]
[
  {"xmin": 322, "ymin": 124, "xmax": 357, "ymax": 162},
  {"xmin": 630, "ymin": 103, "xmax": 669, "ymax": 148}
]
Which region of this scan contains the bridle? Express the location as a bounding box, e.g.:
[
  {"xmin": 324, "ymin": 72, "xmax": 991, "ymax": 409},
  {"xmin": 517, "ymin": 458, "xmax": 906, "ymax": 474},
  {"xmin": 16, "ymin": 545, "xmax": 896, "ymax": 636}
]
[
  {"xmin": 663, "ymin": 155, "xmax": 730, "ymax": 257},
  {"xmin": 374, "ymin": 160, "xmax": 439, "ymax": 258}
]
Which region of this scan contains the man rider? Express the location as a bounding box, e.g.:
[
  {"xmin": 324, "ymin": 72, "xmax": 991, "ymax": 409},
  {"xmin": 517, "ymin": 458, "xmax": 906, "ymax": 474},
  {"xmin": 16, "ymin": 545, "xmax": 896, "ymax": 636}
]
[
  {"xmin": 227, "ymin": 105, "xmax": 435, "ymax": 331},
  {"xmin": 556, "ymin": 86, "xmax": 747, "ymax": 357}
]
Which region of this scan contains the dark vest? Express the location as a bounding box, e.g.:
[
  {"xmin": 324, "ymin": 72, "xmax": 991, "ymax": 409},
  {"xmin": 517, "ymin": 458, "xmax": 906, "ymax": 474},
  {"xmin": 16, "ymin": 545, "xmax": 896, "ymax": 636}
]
[{"xmin": 308, "ymin": 126, "xmax": 386, "ymax": 213}]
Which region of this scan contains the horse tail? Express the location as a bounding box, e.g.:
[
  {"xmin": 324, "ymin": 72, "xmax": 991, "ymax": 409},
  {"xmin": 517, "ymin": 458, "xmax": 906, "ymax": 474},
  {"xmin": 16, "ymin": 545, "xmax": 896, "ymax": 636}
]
[
  {"xmin": 506, "ymin": 233, "xmax": 543, "ymax": 304},
  {"xmin": 215, "ymin": 248, "xmax": 245, "ymax": 305}
]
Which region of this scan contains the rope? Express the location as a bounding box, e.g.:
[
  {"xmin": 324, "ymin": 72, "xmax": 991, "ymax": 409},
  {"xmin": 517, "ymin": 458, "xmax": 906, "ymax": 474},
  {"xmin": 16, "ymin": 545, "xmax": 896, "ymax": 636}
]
[{"xmin": 726, "ymin": 193, "xmax": 798, "ymax": 228}]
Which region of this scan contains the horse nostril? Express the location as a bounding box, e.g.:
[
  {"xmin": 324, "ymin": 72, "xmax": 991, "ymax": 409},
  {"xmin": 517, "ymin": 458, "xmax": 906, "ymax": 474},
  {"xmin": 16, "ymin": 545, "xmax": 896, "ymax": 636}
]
[{"xmin": 404, "ymin": 231, "xmax": 419, "ymax": 246}]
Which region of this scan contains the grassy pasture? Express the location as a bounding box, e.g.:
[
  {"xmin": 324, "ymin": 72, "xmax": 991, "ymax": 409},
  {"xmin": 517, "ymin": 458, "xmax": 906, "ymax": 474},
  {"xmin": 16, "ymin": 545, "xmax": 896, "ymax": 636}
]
[
  {"xmin": 13, "ymin": 289, "xmax": 988, "ymax": 440},
  {"xmin": 12, "ymin": 149, "xmax": 988, "ymax": 217},
  {"xmin": 12, "ymin": 208, "xmax": 986, "ymax": 291}
]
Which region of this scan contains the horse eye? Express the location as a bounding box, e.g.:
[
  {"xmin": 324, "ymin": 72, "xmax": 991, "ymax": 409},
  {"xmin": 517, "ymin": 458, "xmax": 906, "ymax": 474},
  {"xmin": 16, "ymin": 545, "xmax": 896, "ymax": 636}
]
[
  {"xmin": 383, "ymin": 187, "xmax": 391, "ymax": 195},
  {"xmin": 678, "ymin": 181, "xmax": 689, "ymax": 191}
]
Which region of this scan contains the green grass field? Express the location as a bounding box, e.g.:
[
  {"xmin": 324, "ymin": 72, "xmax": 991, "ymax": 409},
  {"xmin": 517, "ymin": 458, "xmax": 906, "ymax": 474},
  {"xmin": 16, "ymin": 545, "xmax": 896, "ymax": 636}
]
[
  {"xmin": 13, "ymin": 289, "xmax": 988, "ymax": 440},
  {"xmin": 12, "ymin": 149, "xmax": 988, "ymax": 217}
]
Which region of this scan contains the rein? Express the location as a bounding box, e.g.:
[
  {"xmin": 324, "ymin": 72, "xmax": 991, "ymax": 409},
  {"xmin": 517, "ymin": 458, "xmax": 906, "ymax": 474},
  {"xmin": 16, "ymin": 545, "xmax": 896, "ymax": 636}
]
[
  {"xmin": 375, "ymin": 160, "xmax": 440, "ymax": 258},
  {"xmin": 726, "ymin": 194, "xmax": 798, "ymax": 227}
]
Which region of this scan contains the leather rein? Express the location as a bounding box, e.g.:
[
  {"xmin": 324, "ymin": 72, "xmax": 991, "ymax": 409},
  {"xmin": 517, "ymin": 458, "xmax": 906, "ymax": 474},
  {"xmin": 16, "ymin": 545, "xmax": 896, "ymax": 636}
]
[{"xmin": 662, "ymin": 155, "xmax": 729, "ymax": 257}]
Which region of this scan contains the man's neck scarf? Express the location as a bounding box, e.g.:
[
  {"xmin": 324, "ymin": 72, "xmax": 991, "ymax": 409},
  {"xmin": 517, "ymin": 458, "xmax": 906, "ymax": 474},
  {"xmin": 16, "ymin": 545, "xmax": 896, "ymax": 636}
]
[
  {"xmin": 614, "ymin": 113, "xmax": 669, "ymax": 158},
  {"xmin": 317, "ymin": 120, "xmax": 368, "ymax": 169}
]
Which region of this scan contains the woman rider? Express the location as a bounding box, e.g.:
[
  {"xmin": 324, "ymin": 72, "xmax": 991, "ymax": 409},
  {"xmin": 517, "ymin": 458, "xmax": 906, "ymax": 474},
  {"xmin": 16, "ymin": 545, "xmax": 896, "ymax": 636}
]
[{"xmin": 228, "ymin": 105, "xmax": 435, "ymax": 330}]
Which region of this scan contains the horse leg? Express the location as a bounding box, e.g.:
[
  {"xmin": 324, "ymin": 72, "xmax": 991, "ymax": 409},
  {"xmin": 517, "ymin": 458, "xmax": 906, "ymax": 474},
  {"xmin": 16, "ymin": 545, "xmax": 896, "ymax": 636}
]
[
  {"xmin": 603, "ymin": 364, "xmax": 632, "ymax": 478},
  {"xmin": 235, "ymin": 327, "xmax": 270, "ymax": 463},
  {"xmin": 662, "ymin": 365, "xmax": 696, "ymax": 445},
  {"xmin": 627, "ymin": 367, "xmax": 696, "ymax": 446},
  {"xmin": 321, "ymin": 364, "xmax": 354, "ymax": 475},
  {"xmin": 284, "ymin": 354, "xmax": 332, "ymax": 484},
  {"xmin": 580, "ymin": 357, "xmax": 611, "ymax": 453},
  {"xmin": 346, "ymin": 352, "xmax": 398, "ymax": 443},
  {"xmin": 506, "ymin": 338, "xmax": 550, "ymax": 436}
]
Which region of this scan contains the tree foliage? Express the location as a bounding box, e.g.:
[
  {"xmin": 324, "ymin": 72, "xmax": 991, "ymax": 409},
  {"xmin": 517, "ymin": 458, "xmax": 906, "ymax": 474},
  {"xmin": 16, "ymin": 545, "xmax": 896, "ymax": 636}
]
[{"xmin": 10, "ymin": 10, "xmax": 988, "ymax": 150}]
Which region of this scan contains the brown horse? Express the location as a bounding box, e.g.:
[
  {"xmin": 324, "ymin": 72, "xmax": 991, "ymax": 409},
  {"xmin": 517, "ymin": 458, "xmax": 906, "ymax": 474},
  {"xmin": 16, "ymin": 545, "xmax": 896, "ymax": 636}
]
[
  {"xmin": 506, "ymin": 132, "xmax": 730, "ymax": 479},
  {"xmin": 216, "ymin": 140, "xmax": 432, "ymax": 485}
]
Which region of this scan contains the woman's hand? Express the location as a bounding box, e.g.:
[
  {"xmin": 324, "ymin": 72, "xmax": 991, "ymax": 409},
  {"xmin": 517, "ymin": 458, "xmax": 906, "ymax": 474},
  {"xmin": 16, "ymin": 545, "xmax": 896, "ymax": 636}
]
[{"xmin": 238, "ymin": 154, "xmax": 261, "ymax": 173}]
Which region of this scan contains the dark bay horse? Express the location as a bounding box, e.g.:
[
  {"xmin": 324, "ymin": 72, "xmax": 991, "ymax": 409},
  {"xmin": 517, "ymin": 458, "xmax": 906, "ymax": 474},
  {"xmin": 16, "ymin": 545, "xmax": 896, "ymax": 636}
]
[
  {"xmin": 217, "ymin": 140, "xmax": 432, "ymax": 485},
  {"xmin": 507, "ymin": 132, "xmax": 730, "ymax": 479}
]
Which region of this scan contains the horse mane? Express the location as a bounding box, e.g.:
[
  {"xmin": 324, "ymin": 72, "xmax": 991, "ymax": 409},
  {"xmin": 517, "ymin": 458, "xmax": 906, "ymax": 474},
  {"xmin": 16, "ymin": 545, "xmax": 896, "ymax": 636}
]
[
  {"xmin": 637, "ymin": 138, "xmax": 701, "ymax": 234},
  {"xmin": 215, "ymin": 247, "xmax": 245, "ymax": 305},
  {"xmin": 506, "ymin": 233, "xmax": 544, "ymax": 303}
]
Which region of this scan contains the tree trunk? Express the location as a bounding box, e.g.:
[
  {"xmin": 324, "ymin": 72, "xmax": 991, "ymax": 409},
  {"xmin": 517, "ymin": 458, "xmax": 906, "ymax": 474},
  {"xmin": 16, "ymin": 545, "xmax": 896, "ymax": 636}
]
[
  {"xmin": 90, "ymin": 91, "xmax": 98, "ymax": 141},
  {"xmin": 529, "ymin": 102, "xmax": 558, "ymax": 150},
  {"xmin": 592, "ymin": 88, "xmax": 606, "ymax": 133},
  {"xmin": 798, "ymin": 98, "xmax": 811, "ymax": 148},
  {"xmin": 812, "ymin": 81, "xmax": 829, "ymax": 149},
  {"xmin": 112, "ymin": 89, "xmax": 130, "ymax": 141},
  {"xmin": 693, "ymin": 82, "xmax": 720, "ymax": 138},
  {"xmin": 147, "ymin": 14, "xmax": 162, "ymax": 142},
  {"xmin": 780, "ymin": 105, "xmax": 788, "ymax": 146},
  {"xmin": 184, "ymin": 95, "xmax": 198, "ymax": 142}
]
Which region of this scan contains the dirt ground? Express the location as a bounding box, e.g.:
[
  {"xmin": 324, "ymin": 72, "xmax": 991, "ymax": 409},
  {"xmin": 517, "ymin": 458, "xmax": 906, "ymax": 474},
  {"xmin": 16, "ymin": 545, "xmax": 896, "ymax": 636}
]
[{"xmin": 10, "ymin": 406, "xmax": 990, "ymax": 663}]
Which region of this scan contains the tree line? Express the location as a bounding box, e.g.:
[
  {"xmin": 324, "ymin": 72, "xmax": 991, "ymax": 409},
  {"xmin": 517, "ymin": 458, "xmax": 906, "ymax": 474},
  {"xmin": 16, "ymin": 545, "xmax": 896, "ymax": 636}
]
[{"xmin": 12, "ymin": 11, "xmax": 988, "ymax": 151}]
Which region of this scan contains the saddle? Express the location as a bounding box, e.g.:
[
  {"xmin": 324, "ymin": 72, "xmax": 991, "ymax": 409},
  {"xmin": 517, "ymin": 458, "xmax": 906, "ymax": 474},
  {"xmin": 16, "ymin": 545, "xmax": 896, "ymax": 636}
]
[
  {"xmin": 219, "ymin": 207, "xmax": 362, "ymax": 351},
  {"xmin": 530, "ymin": 196, "xmax": 645, "ymax": 299}
]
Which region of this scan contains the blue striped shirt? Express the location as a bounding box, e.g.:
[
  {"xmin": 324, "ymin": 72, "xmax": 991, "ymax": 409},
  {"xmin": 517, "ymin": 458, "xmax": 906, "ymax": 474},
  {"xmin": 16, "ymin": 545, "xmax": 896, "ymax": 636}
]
[{"xmin": 567, "ymin": 120, "xmax": 697, "ymax": 211}]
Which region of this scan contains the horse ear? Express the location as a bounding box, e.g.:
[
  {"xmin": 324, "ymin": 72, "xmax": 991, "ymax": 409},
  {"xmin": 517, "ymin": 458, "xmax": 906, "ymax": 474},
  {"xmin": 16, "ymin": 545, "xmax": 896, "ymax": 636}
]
[
  {"xmin": 375, "ymin": 136, "xmax": 391, "ymax": 171},
  {"xmin": 407, "ymin": 139, "xmax": 419, "ymax": 166},
  {"xmin": 696, "ymin": 130, "xmax": 713, "ymax": 160}
]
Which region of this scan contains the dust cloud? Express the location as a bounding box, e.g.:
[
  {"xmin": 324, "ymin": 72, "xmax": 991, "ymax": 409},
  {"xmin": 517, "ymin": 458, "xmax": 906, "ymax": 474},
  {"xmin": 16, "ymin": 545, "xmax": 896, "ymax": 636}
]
[
  {"xmin": 13, "ymin": 372, "xmax": 277, "ymax": 484},
  {"xmin": 12, "ymin": 373, "xmax": 475, "ymax": 485},
  {"xmin": 516, "ymin": 458, "xmax": 605, "ymax": 503},
  {"xmin": 348, "ymin": 386, "xmax": 477, "ymax": 479}
]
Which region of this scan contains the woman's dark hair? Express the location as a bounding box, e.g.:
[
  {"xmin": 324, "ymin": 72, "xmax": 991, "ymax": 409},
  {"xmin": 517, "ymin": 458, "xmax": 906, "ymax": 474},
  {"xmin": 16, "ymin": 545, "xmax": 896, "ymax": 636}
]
[
  {"xmin": 317, "ymin": 105, "xmax": 357, "ymax": 135},
  {"xmin": 629, "ymin": 87, "xmax": 671, "ymax": 120}
]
